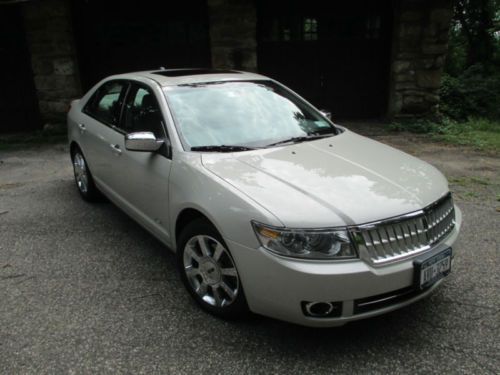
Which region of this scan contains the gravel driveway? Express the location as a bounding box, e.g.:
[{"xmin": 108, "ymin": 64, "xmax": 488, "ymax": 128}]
[{"xmin": 0, "ymin": 134, "xmax": 499, "ymax": 374}]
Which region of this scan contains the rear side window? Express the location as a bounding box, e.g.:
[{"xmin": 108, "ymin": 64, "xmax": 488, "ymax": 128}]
[{"xmin": 84, "ymin": 81, "xmax": 128, "ymax": 126}]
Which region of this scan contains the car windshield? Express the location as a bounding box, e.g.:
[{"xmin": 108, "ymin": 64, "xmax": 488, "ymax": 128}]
[{"xmin": 163, "ymin": 80, "xmax": 338, "ymax": 150}]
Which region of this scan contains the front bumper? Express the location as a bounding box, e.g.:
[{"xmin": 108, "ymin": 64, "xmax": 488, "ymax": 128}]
[{"xmin": 227, "ymin": 206, "xmax": 461, "ymax": 327}]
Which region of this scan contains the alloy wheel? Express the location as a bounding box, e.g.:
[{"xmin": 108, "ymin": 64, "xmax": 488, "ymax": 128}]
[
  {"xmin": 73, "ymin": 152, "xmax": 89, "ymax": 194},
  {"xmin": 183, "ymin": 235, "xmax": 239, "ymax": 308}
]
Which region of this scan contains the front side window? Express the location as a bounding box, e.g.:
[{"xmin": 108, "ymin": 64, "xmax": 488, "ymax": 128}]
[
  {"xmin": 84, "ymin": 81, "xmax": 128, "ymax": 126},
  {"xmin": 164, "ymin": 80, "xmax": 337, "ymax": 149},
  {"xmin": 121, "ymin": 85, "xmax": 165, "ymax": 139}
]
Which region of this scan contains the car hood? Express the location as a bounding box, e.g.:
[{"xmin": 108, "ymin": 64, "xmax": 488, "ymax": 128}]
[{"xmin": 201, "ymin": 130, "xmax": 449, "ymax": 228}]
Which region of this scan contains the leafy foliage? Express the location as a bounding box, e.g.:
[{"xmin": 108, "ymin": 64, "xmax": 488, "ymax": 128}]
[
  {"xmin": 434, "ymin": 117, "xmax": 500, "ymax": 151},
  {"xmin": 452, "ymin": 0, "xmax": 500, "ymax": 68},
  {"xmin": 390, "ymin": 118, "xmax": 500, "ymax": 153},
  {"xmin": 440, "ymin": 64, "xmax": 500, "ymax": 120},
  {"xmin": 440, "ymin": 0, "xmax": 500, "ymax": 120}
]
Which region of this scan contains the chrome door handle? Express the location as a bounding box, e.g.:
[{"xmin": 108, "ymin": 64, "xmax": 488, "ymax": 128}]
[
  {"xmin": 78, "ymin": 123, "xmax": 86, "ymax": 133},
  {"xmin": 110, "ymin": 144, "xmax": 122, "ymax": 155}
]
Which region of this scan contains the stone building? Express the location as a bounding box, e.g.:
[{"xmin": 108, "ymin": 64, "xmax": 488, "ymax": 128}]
[{"xmin": 0, "ymin": 0, "xmax": 453, "ymax": 132}]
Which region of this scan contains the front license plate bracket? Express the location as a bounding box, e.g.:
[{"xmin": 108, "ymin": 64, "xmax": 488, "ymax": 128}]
[{"xmin": 413, "ymin": 247, "xmax": 452, "ymax": 290}]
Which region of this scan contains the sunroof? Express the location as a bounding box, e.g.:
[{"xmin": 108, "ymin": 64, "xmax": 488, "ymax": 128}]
[{"xmin": 152, "ymin": 69, "xmax": 241, "ymax": 77}]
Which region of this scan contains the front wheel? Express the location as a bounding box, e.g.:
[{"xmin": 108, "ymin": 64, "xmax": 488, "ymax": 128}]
[{"xmin": 177, "ymin": 219, "xmax": 248, "ymax": 318}]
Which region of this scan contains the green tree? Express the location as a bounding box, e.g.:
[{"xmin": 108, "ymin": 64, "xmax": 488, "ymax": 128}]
[
  {"xmin": 453, "ymin": 0, "xmax": 500, "ymax": 68},
  {"xmin": 440, "ymin": 0, "xmax": 500, "ymax": 120}
]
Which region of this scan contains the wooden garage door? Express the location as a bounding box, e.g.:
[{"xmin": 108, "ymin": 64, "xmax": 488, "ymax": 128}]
[
  {"xmin": 257, "ymin": 0, "xmax": 393, "ymax": 119},
  {"xmin": 72, "ymin": 0, "xmax": 212, "ymax": 90},
  {"xmin": 0, "ymin": 4, "xmax": 40, "ymax": 132}
]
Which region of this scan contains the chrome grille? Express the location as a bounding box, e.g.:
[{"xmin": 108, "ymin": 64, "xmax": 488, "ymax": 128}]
[{"xmin": 351, "ymin": 194, "xmax": 456, "ymax": 265}]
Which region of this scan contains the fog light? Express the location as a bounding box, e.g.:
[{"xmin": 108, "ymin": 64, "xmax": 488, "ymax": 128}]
[{"xmin": 302, "ymin": 301, "xmax": 342, "ymax": 318}]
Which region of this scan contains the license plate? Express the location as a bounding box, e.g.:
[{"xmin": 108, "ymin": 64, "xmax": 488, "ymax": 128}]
[{"xmin": 414, "ymin": 247, "xmax": 452, "ymax": 289}]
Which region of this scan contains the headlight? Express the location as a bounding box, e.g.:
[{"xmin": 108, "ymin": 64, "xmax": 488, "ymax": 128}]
[{"xmin": 252, "ymin": 222, "xmax": 357, "ymax": 260}]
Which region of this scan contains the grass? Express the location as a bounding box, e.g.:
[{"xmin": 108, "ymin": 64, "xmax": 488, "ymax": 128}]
[
  {"xmin": 0, "ymin": 130, "xmax": 67, "ymax": 151},
  {"xmin": 448, "ymin": 176, "xmax": 491, "ymax": 186},
  {"xmin": 463, "ymin": 191, "xmax": 479, "ymax": 199},
  {"xmin": 469, "ymin": 176, "xmax": 491, "ymax": 185},
  {"xmin": 390, "ymin": 118, "xmax": 500, "ymax": 153},
  {"xmin": 448, "ymin": 176, "xmax": 498, "ymax": 203}
]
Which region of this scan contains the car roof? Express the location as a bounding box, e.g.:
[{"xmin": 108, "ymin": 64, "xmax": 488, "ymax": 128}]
[{"xmin": 110, "ymin": 69, "xmax": 270, "ymax": 87}]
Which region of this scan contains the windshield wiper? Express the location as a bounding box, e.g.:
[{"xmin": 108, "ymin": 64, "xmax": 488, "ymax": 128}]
[
  {"xmin": 266, "ymin": 134, "xmax": 332, "ymax": 147},
  {"xmin": 190, "ymin": 145, "xmax": 257, "ymax": 152}
]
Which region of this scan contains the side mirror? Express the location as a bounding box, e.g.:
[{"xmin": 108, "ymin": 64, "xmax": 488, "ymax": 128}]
[
  {"xmin": 125, "ymin": 132, "xmax": 164, "ymax": 152},
  {"xmin": 320, "ymin": 109, "xmax": 332, "ymax": 120}
]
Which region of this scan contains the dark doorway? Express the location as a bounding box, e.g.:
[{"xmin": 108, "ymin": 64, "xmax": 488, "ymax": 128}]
[
  {"xmin": 72, "ymin": 0, "xmax": 212, "ymax": 91},
  {"xmin": 0, "ymin": 5, "xmax": 40, "ymax": 132},
  {"xmin": 257, "ymin": 0, "xmax": 393, "ymax": 119}
]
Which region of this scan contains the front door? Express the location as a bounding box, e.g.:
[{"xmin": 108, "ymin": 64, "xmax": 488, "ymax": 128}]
[{"xmin": 113, "ymin": 83, "xmax": 173, "ymax": 244}]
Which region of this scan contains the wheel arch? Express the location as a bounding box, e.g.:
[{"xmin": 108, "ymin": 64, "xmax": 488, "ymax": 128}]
[
  {"xmin": 69, "ymin": 141, "xmax": 80, "ymax": 157},
  {"xmin": 175, "ymin": 208, "xmax": 213, "ymax": 248}
]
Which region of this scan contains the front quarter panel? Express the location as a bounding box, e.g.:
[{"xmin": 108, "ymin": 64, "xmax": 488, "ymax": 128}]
[{"xmin": 168, "ymin": 153, "xmax": 283, "ymax": 250}]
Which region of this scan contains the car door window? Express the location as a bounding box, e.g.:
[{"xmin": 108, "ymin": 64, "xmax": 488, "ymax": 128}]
[
  {"xmin": 121, "ymin": 85, "xmax": 166, "ymax": 139},
  {"xmin": 84, "ymin": 81, "xmax": 128, "ymax": 126}
]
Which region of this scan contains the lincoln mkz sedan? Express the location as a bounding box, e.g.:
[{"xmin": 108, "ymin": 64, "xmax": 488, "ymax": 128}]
[{"xmin": 68, "ymin": 69, "xmax": 461, "ymax": 327}]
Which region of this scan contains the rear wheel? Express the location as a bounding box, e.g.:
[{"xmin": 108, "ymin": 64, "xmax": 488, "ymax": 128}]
[
  {"xmin": 177, "ymin": 218, "xmax": 248, "ymax": 318},
  {"xmin": 71, "ymin": 147, "xmax": 101, "ymax": 202}
]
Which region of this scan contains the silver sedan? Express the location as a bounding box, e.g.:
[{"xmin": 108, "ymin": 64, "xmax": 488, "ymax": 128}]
[{"xmin": 67, "ymin": 69, "xmax": 461, "ymax": 327}]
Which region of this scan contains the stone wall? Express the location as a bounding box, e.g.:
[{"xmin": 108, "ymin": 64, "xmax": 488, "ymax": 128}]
[
  {"xmin": 22, "ymin": 0, "xmax": 81, "ymax": 124},
  {"xmin": 16, "ymin": 0, "xmax": 453, "ymax": 123},
  {"xmin": 207, "ymin": 0, "xmax": 257, "ymax": 71},
  {"xmin": 389, "ymin": 0, "xmax": 453, "ymax": 118}
]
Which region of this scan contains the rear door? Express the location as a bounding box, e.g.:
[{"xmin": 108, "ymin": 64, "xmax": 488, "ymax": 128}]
[{"xmin": 79, "ymin": 80, "xmax": 130, "ymax": 192}]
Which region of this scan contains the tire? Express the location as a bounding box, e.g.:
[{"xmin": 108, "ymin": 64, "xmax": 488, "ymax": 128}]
[
  {"xmin": 177, "ymin": 218, "xmax": 248, "ymax": 319},
  {"xmin": 71, "ymin": 146, "xmax": 102, "ymax": 202}
]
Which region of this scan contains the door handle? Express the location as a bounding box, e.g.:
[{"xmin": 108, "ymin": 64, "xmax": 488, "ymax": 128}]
[
  {"xmin": 78, "ymin": 123, "xmax": 86, "ymax": 133},
  {"xmin": 109, "ymin": 144, "xmax": 122, "ymax": 155}
]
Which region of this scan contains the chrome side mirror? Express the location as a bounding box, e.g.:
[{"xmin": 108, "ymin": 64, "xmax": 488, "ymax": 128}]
[
  {"xmin": 320, "ymin": 109, "xmax": 332, "ymax": 120},
  {"xmin": 125, "ymin": 132, "xmax": 164, "ymax": 152}
]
